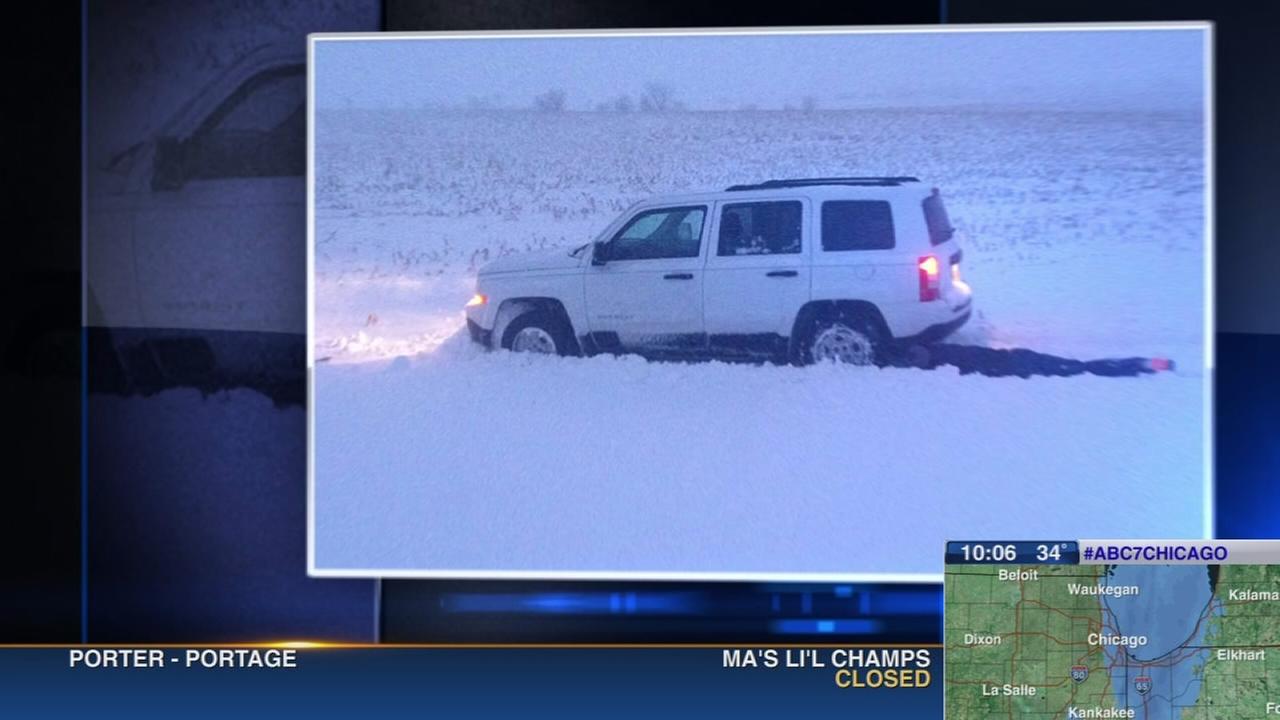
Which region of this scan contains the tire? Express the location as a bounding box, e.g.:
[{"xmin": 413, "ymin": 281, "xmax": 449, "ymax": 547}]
[
  {"xmin": 803, "ymin": 312, "xmax": 885, "ymax": 366},
  {"xmin": 500, "ymin": 311, "xmax": 575, "ymax": 357}
]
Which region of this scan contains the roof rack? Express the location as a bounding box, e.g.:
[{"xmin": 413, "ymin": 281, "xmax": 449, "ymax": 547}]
[{"xmin": 725, "ymin": 176, "xmax": 920, "ymax": 191}]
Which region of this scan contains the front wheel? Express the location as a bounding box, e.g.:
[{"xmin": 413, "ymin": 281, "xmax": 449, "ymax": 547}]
[
  {"xmin": 501, "ymin": 312, "xmax": 575, "ymax": 356},
  {"xmin": 806, "ymin": 317, "xmax": 884, "ymax": 366}
]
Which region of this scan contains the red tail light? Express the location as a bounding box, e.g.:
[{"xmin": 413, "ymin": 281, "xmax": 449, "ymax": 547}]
[{"xmin": 918, "ymin": 255, "xmax": 940, "ymax": 302}]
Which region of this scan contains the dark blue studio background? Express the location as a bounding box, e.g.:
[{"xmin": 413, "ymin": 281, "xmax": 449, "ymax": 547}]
[{"xmin": 1, "ymin": 2, "xmax": 1277, "ymax": 714}]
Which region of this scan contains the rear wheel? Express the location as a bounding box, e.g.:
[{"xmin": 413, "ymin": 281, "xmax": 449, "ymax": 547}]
[
  {"xmin": 806, "ymin": 315, "xmax": 885, "ymax": 366},
  {"xmin": 501, "ymin": 312, "xmax": 574, "ymax": 356}
]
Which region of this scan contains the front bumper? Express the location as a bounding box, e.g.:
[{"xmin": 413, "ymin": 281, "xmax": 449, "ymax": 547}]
[{"xmin": 467, "ymin": 318, "xmax": 494, "ymax": 349}]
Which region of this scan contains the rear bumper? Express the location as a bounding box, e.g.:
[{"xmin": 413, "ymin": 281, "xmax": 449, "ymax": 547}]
[
  {"xmin": 900, "ymin": 306, "xmax": 971, "ymax": 345},
  {"xmin": 467, "ymin": 318, "xmax": 494, "ymax": 349}
]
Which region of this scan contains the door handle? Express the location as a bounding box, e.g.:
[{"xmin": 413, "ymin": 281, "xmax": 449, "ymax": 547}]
[
  {"xmin": 766, "ymin": 270, "xmax": 798, "ymax": 278},
  {"xmin": 663, "ymin": 273, "xmax": 694, "ymax": 280}
]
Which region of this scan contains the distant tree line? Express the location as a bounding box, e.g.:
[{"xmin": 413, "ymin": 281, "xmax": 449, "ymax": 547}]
[
  {"xmin": 531, "ymin": 82, "xmax": 689, "ymax": 112},
  {"xmin": 531, "ymin": 84, "xmax": 822, "ymax": 113},
  {"xmin": 533, "ymin": 88, "xmax": 568, "ymax": 112}
]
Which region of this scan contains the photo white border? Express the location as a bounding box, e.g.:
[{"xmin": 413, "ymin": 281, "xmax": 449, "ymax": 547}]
[{"xmin": 306, "ymin": 21, "xmax": 1215, "ymax": 582}]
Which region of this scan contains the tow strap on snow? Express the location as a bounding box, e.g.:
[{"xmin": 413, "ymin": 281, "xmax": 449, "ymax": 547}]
[{"xmin": 893, "ymin": 344, "xmax": 1177, "ymax": 379}]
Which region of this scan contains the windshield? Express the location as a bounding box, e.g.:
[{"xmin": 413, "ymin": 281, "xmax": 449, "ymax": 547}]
[{"xmin": 923, "ymin": 191, "xmax": 955, "ymax": 246}]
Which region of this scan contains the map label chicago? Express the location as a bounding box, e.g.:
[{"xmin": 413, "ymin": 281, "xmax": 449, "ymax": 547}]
[{"xmin": 1088, "ymin": 633, "xmax": 1148, "ymax": 648}]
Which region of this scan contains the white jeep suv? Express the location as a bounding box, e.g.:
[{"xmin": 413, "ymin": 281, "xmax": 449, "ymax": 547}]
[{"xmin": 464, "ymin": 177, "xmax": 972, "ymax": 365}]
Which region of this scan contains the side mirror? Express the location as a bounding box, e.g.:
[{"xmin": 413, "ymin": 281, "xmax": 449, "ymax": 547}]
[
  {"xmin": 151, "ymin": 136, "xmax": 187, "ymax": 192},
  {"xmin": 591, "ymin": 241, "xmax": 610, "ymax": 266}
]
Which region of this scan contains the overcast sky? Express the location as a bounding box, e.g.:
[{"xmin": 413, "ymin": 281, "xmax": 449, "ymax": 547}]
[{"xmin": 314, "ymin": 28, "xmax": 1206, "ymax": 113}]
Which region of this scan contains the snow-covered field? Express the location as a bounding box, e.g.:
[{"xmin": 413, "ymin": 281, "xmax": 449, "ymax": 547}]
[{"xmin": 312, "ymin": 108, "xmax": 1207, "ymax": 576}]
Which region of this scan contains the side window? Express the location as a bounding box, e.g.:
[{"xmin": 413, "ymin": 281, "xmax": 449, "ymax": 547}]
[
  {"xmin": 184, "ymin": 65, "xmax": 305, "ymax": 181},
  {"xmin": 923, "ymin": 191, "xmax": 955, "ymax": 246},
  {"xmin": 821, "ymin": 201, "xmax": 895, "ymax": 251},
  {"xmin": 717, "ymin": 201, "xmax": 802, "ymax": 256},
  {"xmin": 608, "ymin": 206, "xmax": 706, "ymax": 261}
]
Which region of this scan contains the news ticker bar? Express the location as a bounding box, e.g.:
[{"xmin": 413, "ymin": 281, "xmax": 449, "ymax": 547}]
[
  {"xmin": 0, "ymin": 646, "xmax": 945, "ymax": 715},
  {"xmin": 55, "ymin": 645, "xmax": 933, "ymax": 691},
  {"xmin": 945, "ymin": 539, "xmax": 1280, "ymax": 566}
]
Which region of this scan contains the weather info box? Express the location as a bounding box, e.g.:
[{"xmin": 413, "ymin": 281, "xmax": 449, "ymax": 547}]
[{"xmin": 943, "ymin": 540, "xmax": 1280, "ymax": 719}]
